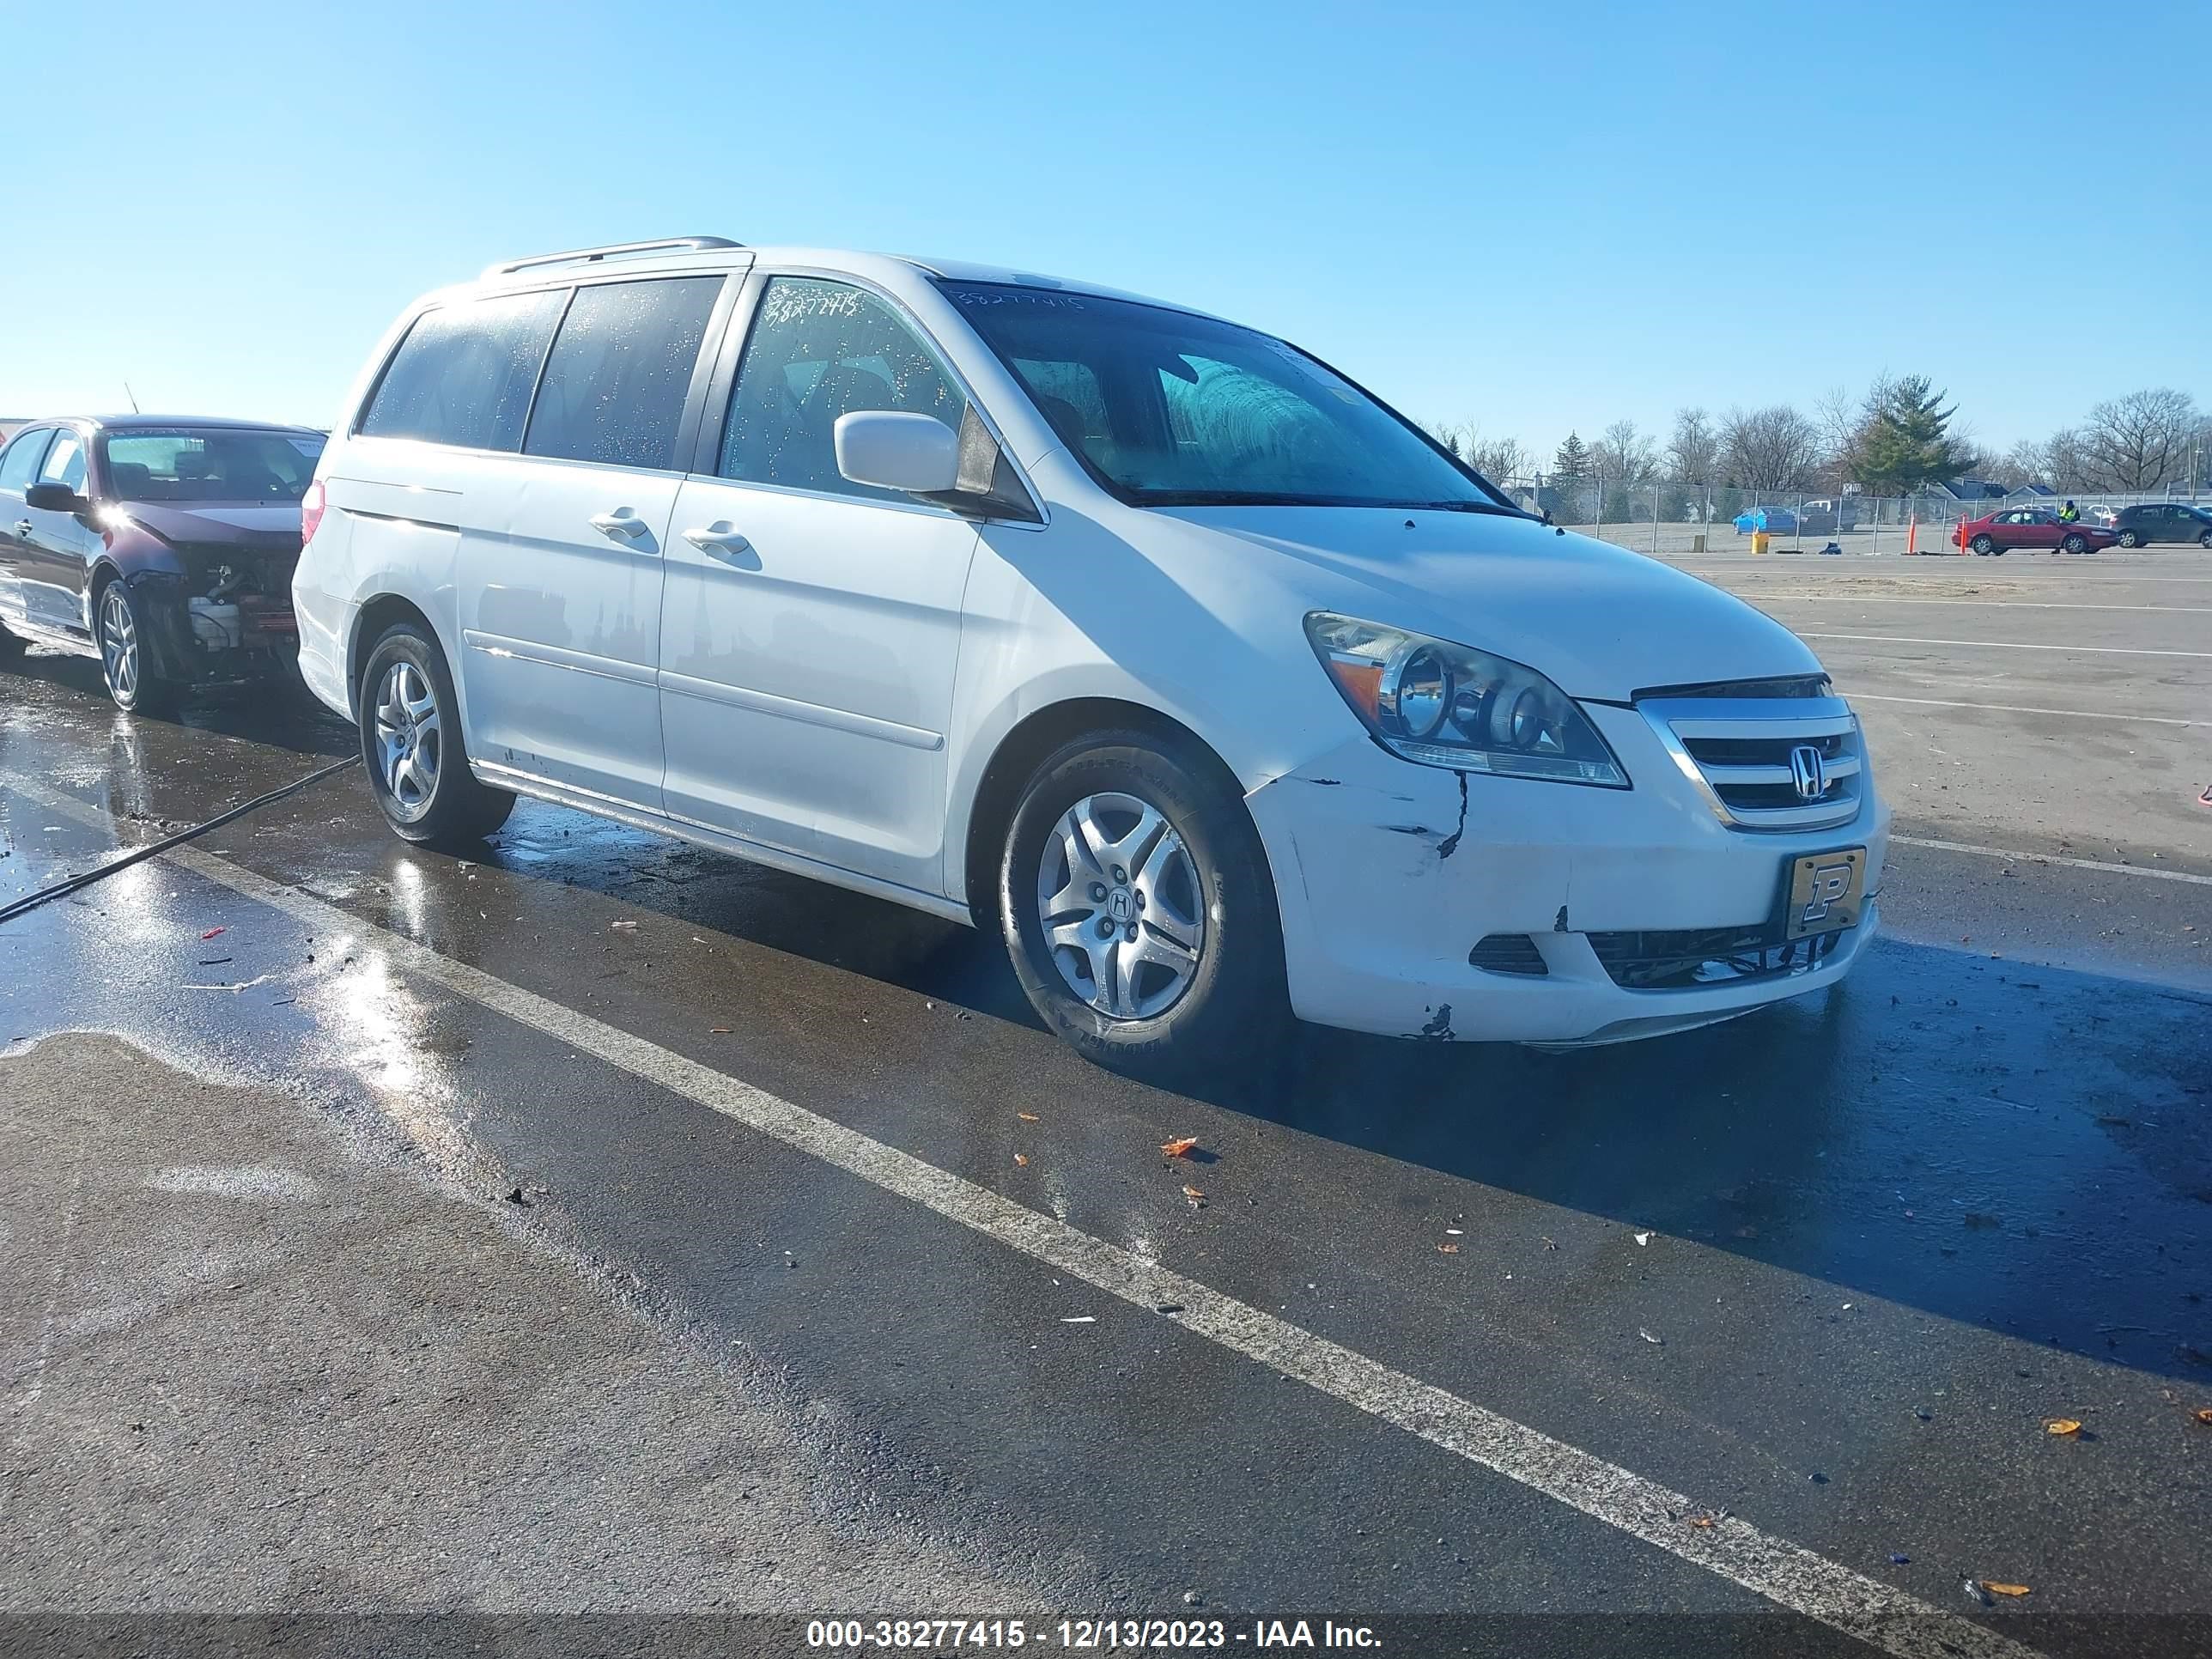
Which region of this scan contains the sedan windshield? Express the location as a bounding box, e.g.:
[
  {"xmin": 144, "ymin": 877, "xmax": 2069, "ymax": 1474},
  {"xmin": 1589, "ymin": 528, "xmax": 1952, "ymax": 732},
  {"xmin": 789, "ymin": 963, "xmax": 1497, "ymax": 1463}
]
[
  {"xmin": 100, "ymin": 428, "xmax": 325, "ymax": 504},
  {"xmin": 941, "ymin": 282, "xmax": 1517, "ymax": 513}
]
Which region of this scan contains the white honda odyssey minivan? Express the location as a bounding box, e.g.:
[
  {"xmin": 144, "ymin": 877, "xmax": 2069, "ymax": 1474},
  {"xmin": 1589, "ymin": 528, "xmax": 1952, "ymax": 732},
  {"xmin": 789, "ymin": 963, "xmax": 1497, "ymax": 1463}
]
[{"xmin": 296, "ymin": 235, "xmax": 1887, "ymax": 1072}]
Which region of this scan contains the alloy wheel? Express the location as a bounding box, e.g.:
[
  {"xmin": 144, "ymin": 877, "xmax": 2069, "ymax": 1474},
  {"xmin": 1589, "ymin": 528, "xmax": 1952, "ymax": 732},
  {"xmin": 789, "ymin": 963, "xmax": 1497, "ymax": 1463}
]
[
  {"xmin": 99, "ymin": 586, "xmax": 139, "ymax": 702},
  {"xmin": 373, "ymin": 660, "xmax": 442, "ymax": 818},
  {"xmin": 1035, "ymin": 790, "xmax": 1206, "ymax": 1020}
]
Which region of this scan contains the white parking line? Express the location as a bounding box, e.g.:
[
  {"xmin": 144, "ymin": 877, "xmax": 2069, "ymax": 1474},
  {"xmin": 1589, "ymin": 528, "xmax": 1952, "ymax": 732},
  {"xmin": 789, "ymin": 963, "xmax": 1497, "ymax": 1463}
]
[
  {"xmin": 0, "ymin": 769, "xmax": 2040, "ymax": 1659},
  {"xmin": 1762, "ymin": 597, "xmax": 2212, "ymax": 613},
  {"xmin": 1892, "ymin": 835, "xmax": 2212, "ymax": 888},
  {"xmin": 1849, "ymin": 694, "xmax": 2197, "ymax": 727},
  {"xmin": 1800, "ymin": 632, "xmax": 2212, "ymax": 659}
]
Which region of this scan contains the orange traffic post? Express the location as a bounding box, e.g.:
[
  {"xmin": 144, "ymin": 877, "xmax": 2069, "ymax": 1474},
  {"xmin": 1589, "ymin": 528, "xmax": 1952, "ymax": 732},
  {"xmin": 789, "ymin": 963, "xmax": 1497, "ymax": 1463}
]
[{"xmin": 1906, "ymin": 513, "xmax": 1917, "ymax": 556}]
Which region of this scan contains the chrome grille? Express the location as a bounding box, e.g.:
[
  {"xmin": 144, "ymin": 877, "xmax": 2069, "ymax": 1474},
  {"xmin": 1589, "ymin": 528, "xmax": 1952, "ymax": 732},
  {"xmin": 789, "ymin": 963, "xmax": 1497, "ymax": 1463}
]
[{"xmin": 1638, "ymin": 694, "xmax": 1864, "ymax": 831}]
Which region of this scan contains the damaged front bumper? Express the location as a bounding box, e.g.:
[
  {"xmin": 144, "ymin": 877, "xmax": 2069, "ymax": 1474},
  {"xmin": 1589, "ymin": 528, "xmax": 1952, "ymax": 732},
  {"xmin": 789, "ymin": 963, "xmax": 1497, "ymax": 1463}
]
[
  {"xmin": 1243, "ymin": 704, "xmax": 1889, "ymax": 1044},
  {"xmin": 120, "ymin": 562, "xmax": 299, "ymax": 690}
]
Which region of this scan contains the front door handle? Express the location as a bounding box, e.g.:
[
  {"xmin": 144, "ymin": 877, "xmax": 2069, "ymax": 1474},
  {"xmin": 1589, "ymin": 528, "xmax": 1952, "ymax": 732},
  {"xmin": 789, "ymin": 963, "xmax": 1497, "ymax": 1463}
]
[
  {"xmin": 681, "ymin": 522, "xmax": 754, "ymax": 560},
  {"xmin": 589, "ymin": 508, "xmax": 653, "ymax": 544}
]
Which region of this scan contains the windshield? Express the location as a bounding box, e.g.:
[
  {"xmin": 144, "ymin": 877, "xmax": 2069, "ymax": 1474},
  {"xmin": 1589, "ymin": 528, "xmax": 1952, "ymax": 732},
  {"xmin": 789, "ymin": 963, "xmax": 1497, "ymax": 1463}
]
[
  {"xmin": 941, "ymin": 282, "xmax": 1516, "ymax": 512},
  {"xmin": 100, "ymin": 428, "xmax": 325, "ymax": 504}
]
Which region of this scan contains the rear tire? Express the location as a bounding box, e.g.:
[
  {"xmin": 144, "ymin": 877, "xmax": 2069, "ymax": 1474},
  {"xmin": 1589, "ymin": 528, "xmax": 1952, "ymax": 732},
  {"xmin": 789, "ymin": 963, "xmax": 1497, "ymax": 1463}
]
[
  {"xmin": 96, "ymin": 578, "xmax": 179, "ymax": 716},
  {"xmin": 357, "ymin": 621, "xmax": 514, "ymax": 849},
  {"xmin": 1970, "ymin": 534, "xmax": 1995, "ymax": 556},
  {"xmin": 999, "ymin": 728, "xmax": 1288, "ymax": 1079}
]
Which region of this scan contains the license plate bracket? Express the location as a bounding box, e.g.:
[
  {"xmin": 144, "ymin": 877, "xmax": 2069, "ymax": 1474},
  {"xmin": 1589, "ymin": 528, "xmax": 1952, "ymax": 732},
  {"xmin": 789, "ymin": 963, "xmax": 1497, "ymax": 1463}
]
[{"xmin": 1783, "ymin": 847, "xmax": 1867, "ymax": 940}]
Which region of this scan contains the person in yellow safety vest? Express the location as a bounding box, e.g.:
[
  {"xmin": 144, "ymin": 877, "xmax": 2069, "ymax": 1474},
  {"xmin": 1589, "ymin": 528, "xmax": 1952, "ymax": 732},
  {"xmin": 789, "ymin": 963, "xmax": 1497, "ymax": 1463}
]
[{"xmin": 2058, "ymin": 500, "xmax": 2081, "ymax": 523}]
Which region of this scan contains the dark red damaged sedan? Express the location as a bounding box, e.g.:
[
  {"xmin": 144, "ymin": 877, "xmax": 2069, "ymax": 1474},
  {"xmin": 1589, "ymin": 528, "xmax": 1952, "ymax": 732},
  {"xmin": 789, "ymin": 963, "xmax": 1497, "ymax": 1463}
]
[{"xmin": 0, "ymin": 415, "xmax": 325, "ymax": 712}]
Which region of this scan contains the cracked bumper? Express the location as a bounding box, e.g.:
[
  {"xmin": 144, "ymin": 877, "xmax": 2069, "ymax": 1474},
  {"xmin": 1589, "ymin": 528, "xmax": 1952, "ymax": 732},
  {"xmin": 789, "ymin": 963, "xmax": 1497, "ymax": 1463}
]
[{"xmin": 1243, "ymin": 707, "xmax": 1889, "ymax": 1044}]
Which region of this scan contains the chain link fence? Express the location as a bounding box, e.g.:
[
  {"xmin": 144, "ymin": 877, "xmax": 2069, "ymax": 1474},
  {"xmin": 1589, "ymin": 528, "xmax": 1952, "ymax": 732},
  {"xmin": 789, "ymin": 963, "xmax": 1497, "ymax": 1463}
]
[{"xmin": 1490, "ymin": 476, "xmax": 2212, "ymax": 557}]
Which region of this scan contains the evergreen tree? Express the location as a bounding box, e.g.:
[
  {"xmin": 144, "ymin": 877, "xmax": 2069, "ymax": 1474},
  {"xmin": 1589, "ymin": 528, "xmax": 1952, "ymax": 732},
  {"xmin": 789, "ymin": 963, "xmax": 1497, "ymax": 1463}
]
[
  {"xmin": 1553, "ymin": 431, "xmax": 1590, "ymax": 482},
  {"xmin": 1855, "ymin": 376, "xmax": 1967, "ymax": 494}
]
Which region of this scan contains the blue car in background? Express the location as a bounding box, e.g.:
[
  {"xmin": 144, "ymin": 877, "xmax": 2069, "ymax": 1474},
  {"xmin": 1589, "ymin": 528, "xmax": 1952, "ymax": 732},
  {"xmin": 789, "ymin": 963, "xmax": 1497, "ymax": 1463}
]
[{"xmin": 1733, "ymin": 506, "xmax": 1799, "ymax": 534}]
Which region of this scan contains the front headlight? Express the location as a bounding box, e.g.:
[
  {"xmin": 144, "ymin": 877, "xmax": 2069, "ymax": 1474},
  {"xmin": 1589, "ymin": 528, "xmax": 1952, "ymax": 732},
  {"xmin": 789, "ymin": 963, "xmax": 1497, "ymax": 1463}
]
[{"xmin": 1304, "ymin": 612, "xmax": 1629, "ymax": 787}]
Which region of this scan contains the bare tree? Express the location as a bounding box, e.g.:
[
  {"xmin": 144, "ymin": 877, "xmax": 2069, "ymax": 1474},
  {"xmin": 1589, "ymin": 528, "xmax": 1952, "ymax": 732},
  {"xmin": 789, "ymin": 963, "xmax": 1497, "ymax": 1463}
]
[
  {"xmin": 1462, "ymin": 430, "xmax": 1532, "ymax": 483},
  {"xmin": 2042, "ymin": 428, "xmax": 2094, "ymax": 491},
  {"xmin": 2002, "ymin": 437, "xmax": 2053, "ymax": 486},
  {"xmin": 1667, "ymin": 407, "xmax": 1719, "ymax": 484},
  {"xmin": 1719, "ymin": 404, "xmax": 1822, "ymax": 492},
  {"xmin": 2079, "ymin": 388, "xmax": 2199, "ymax": 490},
  {"xmin": 1593, "ymin": 419, "xmax": 1657, "ymax": 488},
  {"xmin": 1813, "ymin": 385, "xmax": 1862, "ymax": 488}
]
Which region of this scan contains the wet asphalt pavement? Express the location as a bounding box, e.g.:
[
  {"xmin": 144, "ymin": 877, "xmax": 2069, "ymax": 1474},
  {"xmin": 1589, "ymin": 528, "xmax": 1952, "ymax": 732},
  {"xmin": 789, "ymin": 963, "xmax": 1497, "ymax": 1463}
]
[{"xmin": 2, "ymin": 551, "xmax": 2209, "ymax": 1658}]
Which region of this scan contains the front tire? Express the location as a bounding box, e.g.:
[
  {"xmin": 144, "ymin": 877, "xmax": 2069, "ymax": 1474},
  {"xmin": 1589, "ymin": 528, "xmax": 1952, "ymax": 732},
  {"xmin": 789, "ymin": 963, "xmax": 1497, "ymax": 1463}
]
[
  {"xmin": 357, "ymin": 622, "xmax": 514, "ymax": 848},
  {"xmin": 2061, "ymin": 532, "xmax": 2088, "ymax": 555},
  {"xmin": 96, "ymin": 579, "xmax": 178, "ymax": 715},
  {"xmin": 999, "ymin": 729, "xmax": 1287, "ymax": 1078}
]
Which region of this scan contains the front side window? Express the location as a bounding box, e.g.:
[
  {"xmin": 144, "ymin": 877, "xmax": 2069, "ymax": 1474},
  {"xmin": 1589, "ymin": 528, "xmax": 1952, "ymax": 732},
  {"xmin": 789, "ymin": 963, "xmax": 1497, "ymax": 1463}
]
[
  {"xmin": 720, "ymin": 276, "xmax": 967, "ymax": 503},
  {"xmin": 100, "ymin": 429, "xmax": 326, "ymax": 503},
  {"xmin": 523, "ymin": 276, "xmax": 722, "ymax": 470},
  {"xmin": 38, "ymin": 432, "xmax": 87, "ymax": 493},
  {"xmin": 943, "ymin": 282, "xmax": 1515, "ymax": 513},
  {"xmin": 360, "ymin": 289, "xmax": 566, "ymax": 452},
  {"xmin": 0, "ymin": 429, "xmax": 52, "ymax": 493}
]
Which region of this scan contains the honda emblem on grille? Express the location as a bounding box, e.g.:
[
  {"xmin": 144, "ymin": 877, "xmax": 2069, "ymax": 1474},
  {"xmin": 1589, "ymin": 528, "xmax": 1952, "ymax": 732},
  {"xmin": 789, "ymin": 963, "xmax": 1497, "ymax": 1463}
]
[{"xmin": 1788, "ymin": 744, "xmax": 1826, "ymax": 801}]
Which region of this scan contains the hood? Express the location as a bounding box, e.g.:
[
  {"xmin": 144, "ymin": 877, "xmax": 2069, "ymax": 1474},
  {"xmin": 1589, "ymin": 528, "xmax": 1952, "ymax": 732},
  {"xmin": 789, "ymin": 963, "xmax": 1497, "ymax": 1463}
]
[
  {"xmin": 1158, "ymin": 507, "xmax": 1821, "ymax": 701},
  {"xmin": 113, "ymin": 501, "xmax": 304, "ymax": 553}
]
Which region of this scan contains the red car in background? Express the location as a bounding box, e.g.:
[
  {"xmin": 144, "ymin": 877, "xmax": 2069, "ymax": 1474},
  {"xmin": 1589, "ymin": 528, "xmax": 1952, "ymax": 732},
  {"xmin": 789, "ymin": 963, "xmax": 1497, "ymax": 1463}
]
[{"xmin": 1951, "ymin": 507, "xmax": 2116, "ymax": 556}]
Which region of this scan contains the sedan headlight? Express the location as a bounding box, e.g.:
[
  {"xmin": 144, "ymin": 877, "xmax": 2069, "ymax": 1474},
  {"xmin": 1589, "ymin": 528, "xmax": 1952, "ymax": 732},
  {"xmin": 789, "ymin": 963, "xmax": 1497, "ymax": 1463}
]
[{"xmin": 1304, "ymin": 612, "xmax": 1628, "ymax": 787}]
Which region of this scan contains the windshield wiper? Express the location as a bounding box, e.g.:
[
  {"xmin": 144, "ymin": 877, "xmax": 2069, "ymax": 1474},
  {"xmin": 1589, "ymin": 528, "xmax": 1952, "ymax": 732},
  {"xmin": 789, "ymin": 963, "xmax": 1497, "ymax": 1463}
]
[{"xmin": 1405, "ymin": 501, "xmax": 1537, "ymax": 519}]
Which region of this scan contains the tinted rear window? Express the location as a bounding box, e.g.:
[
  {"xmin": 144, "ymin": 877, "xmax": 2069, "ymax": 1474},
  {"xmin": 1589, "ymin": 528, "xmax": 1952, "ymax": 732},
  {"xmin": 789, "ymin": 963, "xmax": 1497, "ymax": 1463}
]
[
  {"xmin": 359, "ymin": 290, "xmax": 566, "ymax": 451},
  {"xmin": 522, "ymin": 277, "xmax": 721, "ymax": 470}
]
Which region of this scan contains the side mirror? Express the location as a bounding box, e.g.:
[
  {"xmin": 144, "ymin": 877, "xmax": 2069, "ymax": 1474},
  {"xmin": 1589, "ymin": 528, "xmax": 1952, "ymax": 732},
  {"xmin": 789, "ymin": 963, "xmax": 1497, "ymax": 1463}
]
[
  {"xmin": 25, "ymin": 482, "xmax": 88, "ymax": 514},
  {"xmin": 834, "ymin": 411, "xmax": 960, "ymax": 495}
]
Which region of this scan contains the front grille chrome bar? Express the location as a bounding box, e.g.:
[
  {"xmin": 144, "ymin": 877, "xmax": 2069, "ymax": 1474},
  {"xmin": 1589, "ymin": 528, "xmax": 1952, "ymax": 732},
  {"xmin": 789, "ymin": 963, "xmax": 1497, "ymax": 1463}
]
[{"xmin": 1637, "ymin": 695, "xmax": 1865, "ymax": 832}]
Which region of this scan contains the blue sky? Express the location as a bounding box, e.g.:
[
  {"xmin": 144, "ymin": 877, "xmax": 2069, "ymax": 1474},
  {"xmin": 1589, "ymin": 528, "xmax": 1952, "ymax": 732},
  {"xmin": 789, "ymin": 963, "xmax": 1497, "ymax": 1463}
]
[{"xmin": 4, "ymin": 0, "xmax": 2204, "ymax": 464}]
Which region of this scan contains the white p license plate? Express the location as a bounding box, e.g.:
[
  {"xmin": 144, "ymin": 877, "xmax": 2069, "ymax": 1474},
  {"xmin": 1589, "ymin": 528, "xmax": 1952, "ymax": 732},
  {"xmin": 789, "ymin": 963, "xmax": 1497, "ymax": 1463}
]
[{"xmin": 1784, "ymin": 848, "xmax": 1866, "ymax": 939}]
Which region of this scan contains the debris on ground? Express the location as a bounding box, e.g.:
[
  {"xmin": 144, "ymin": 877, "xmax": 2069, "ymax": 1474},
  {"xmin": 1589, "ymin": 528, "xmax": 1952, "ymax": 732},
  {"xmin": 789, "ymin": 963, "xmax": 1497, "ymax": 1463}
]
[
  {"xmin": 1013, "ymin": 1153, "xmax": 1029, "ymax": 1167},
  {"xmin": 1160, "ymin": 1136, "xmax": 1200, "ymax": 1158},
  {"xmin": 709, "ymin": 1026, "xmax": 731, "ymax": 1033},
  {"xmin": 199, "ymin": 927, "xmax": 226, "ymax": 940},
  {"xmin": 1060, "ymin": 1316, "xmax": 1096, "ymax": 1324},
  {"xmin": 2044, "ymin": 1418, "xmax": 2082, "ymax": 1437},
  {"xmin": 1634, "ymin": 1231, "xmax": 1650, "ymax": 1246},
  {"xmin": 2195, "ymin": 1408, "xmax": 2212, "ymax": 1425},
  {"xmin": 1638, "ymin": 1328, "xmax": 1663, "ymax": 1345},
  {"xmin": 1982, "ymin": 1582, "xmax": 2032, "ymax": 1598},
  {"xmin": 1888, "ymin": 1553, "xmax": 1911, "ymax": 1565},
  {"xmin": 610, "ymin": 920, "xmax": 638, "ymax": 930},
  {"xmin": 1436, "ymin": 1243, "xmax": 1459, "ymax": 1255},
  {"xmin": 1018, "ymin": 1111, "xmax": 1041, "ymax": 1122},
  {"xmin": 504, "ymin": 1187, "xmax": 531, "ymax": 1207},
  {"xmin": 1182, "ymin": 1184, "xmax": 1205, "ymax": 1202},
  {"xmin": 1961, "ymin": 1578, "xmax": 1991, "ymax": 1607}
]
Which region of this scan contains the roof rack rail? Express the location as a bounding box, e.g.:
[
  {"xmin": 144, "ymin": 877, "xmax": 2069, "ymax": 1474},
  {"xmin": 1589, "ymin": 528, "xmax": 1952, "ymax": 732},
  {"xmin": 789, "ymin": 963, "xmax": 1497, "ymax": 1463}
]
[{"xmin": 481, "ymin": 236, "xmax": 744, "ymax": 280}]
